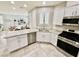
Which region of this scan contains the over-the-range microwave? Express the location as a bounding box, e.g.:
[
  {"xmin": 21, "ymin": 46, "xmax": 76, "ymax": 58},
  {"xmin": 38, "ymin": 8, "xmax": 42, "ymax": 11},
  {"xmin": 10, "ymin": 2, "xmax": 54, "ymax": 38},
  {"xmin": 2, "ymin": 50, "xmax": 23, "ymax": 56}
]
[{"xmin": 63, "ymin": 16, "xmax": 79, "ymax": 25}]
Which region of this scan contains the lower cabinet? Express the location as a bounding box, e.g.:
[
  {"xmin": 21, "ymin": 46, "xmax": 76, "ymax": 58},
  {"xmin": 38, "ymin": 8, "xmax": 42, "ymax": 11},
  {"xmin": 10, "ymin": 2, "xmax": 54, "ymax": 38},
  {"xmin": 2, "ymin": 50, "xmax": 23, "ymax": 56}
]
[
  {"xmin": 17, "ymin": 34, "xmax": 28, "ymax": 48},
  {"xmin": 6, "ymin": 37, "xmax": 20, "ymax": 52},
  {"xmin": 6, "ymin": 31, "xmax": 58, "ymax": 52},
  {"xmin": 6, "ymin": 34, "xmax": 28, "ymax": 52},
  {"xmin": 37, "ymin": 32, "xmax": 58, "ymax": 46},
  {"xmin": 37, "ymin": 32, "xmax": 51, "ymax": 42},
  {"xmin": 51, "ymin": 33, "xmax": 58, "ymax": 46},
  {"xmin": 6, "ymin": 32, "xmax": 36, "ymax": 52}
]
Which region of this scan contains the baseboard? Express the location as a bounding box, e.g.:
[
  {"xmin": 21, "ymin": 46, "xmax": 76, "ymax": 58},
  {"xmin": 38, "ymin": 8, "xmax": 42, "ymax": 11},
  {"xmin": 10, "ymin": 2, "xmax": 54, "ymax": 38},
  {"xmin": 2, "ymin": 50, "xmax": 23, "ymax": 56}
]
[{"xmin": 36, "ymin": 41, "xmax": 51, "ymax": 44}]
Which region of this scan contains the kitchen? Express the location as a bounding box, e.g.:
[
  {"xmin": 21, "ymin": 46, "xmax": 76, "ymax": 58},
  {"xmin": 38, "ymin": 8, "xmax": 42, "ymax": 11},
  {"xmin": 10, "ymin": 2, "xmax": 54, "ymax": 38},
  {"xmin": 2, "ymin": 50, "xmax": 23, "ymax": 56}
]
[{"xmin": 0, "ymin": 1, "xmax": 79, "ymax": 57}]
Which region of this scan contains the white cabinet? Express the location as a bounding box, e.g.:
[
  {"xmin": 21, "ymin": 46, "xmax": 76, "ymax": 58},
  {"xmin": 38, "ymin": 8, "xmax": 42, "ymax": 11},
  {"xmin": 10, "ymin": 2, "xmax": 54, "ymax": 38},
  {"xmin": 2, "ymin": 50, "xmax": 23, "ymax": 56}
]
[
  {"xmin": 76, "ymin": 5, "xmax": 79, "ymax": 16},
  {"xmin": 37, "ymin": 32, "xmax": 51, "ymax": 42},
  {"xmin": 53, "ymin": 5, "xmax": 64, "ymax": 25},
  {"xmin": 51, "ymin": 33, "xmax": 58, "ymax": 46},
  {"xmin": 64, "ymin": 3, "xmax": 79, "ymax": 17},
  {"xmin": 37, "ymin": 32, "xmax": 58, "ymax": 46},
  {"xmin": 64, "ymin": 6, "xmax": 76, "ymax": 17},
  {"xmin": 6, "ymin": 34, "xmax": 28, "ymax": 52},
  {"xmin": 18, "ymin": 35, "xmax": 28, "ymax": 48},
  {"xmin": 66, "ymin": 1, "xmax": 79, "ymax": 7},
  {"xmin": 6, "ymin": 37, "xmax": 19, "ymax": 52}
]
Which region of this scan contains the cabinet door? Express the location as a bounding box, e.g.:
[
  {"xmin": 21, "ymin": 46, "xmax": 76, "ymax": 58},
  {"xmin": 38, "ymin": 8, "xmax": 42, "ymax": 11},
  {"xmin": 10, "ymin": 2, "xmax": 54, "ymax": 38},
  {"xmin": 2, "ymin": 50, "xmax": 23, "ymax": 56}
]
[
  {"xmin": 43, "ymin": 32, "xmax": 51, "ymax": 42},
  {"xmin": 18, "ymin": 35, "xmax": 28, "ymax": 48},
  {"xmin": 53, "ymin": 6, "xmax": 64, "ymax": 25},
  {"xmin": 64, "ymin": 6, "xmax": 76, "ymax": 17},
  {"xmin": 37, "ymin": 32, "xmax": 51, "ymax": 42},
  {"xmin": 66, "ymin": 1, "xmax": 79, "ymax": 7},
  {"xmin": 7, "ymin": 37, "xmax": 19, "ymax": 52},
  {"xmin": 37, "ymin": 32, "xmax": 43, "ymax": 42},
  {"xmin": 51, "ymin": 33, "xmax": 58, "ymax": 46},
  {"xmin": 76, "ymin": 5, "xmax": 79, "ymax": 16}
]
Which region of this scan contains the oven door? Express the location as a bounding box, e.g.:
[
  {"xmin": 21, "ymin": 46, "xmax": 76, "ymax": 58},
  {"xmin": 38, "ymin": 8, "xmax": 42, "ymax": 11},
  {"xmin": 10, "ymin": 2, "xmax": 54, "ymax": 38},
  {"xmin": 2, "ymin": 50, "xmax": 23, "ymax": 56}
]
[{"xmin": 57, "ymin": 39, "xmax": 79, "ymax": 57}]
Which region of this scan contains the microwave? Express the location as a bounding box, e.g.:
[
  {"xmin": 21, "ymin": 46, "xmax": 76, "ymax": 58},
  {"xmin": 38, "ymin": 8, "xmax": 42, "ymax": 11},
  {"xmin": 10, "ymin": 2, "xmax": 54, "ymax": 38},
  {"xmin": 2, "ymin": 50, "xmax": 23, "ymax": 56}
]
[{"xmin": 63, "ymin": 17, "xmax": 79, "ymax": 24}]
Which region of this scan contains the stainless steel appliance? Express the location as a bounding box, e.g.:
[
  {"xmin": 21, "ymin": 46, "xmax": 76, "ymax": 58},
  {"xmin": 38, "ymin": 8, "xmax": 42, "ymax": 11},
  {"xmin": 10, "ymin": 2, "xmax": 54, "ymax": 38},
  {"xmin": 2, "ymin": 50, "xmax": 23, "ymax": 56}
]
[
  {"xmin": 27, "ymin": 32, "xmax": 36, "ymax": 45},
  {"xmin": 57, "ymin": 31, "xmax": 79, "ymax": 57},
  {"xmin": 57, "ymin": 17, "xmax": 79, "ymax": 57}
]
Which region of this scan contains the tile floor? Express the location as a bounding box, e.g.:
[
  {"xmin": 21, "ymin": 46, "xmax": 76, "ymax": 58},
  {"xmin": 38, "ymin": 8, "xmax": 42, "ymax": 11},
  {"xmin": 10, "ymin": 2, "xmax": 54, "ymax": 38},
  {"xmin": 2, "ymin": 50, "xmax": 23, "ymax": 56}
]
[{"xmin": 6, "ymin": 43, "xmax": 66, "ymax": 57}]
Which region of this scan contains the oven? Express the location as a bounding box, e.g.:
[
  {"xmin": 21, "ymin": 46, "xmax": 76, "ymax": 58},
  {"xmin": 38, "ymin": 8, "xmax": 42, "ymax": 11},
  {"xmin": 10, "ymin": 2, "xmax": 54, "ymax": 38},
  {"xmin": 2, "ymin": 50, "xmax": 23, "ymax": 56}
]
[{"xmin": 57, "ymin": 31, "xmax": 79, "ymax": 57}]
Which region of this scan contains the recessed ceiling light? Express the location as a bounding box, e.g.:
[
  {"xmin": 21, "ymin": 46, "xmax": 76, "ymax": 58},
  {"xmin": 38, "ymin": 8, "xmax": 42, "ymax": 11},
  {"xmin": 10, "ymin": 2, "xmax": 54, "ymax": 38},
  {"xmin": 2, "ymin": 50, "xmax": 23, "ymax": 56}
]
[
  {"xmin": 13, "ymin": 7, "xmax": 16, "ymax": 10},
  {"xmin": 24, "ymin": 4, "xmax": 27, "ymax": 8},
  {"xmin": 42, "ymin": 1, "xmax": 46, "ymax": 5},
  {"xmin": 11, "ymin": 1, "xmax": 15, "ymax": 4}
]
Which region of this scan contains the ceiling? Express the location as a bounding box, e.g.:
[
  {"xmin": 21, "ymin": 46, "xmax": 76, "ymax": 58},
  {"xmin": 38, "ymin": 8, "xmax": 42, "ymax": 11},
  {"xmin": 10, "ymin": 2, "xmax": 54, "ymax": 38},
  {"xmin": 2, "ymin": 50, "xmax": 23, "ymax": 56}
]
[
  {"xmin": 0, "ymin": 1, "xmax": 66, "ymax": 11},
  {"xmin": 0, "ymin": 1, "xmax": 65, "ymax": 15}
]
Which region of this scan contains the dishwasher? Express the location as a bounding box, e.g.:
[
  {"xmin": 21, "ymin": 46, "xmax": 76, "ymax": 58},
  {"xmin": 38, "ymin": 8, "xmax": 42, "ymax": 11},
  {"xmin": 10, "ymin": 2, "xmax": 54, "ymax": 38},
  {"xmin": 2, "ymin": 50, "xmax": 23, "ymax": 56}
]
[{"xmin": 27, "ymin": 32, "xmax": 36, "ymax": 45}]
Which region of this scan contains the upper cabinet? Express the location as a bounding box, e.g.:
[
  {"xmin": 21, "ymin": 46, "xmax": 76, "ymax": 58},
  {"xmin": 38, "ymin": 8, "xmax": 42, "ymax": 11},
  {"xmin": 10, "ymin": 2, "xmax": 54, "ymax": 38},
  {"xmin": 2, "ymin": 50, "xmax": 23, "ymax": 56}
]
[
  {"xmin": 64, "ymin": 6, "xmax": 76, "ymax": 17},
  {"xmin": 76, "ymin": 5, "xmax": 79, "ymax": 16},
  {"xmin": 64, "ymin": 1, "xmax": 79, "ymax": 17},
  {"xmin": 53, "ymin": 4, "xmax": 65, "ymax": 25},
  {"xmin": 66, "ymin": 1, "xmax": 79, "ymax": 7}
]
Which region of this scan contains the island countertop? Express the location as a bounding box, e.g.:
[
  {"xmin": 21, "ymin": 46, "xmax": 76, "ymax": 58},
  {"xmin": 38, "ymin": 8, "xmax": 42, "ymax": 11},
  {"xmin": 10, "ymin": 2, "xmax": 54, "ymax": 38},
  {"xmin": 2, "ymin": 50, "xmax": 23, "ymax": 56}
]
[{"xmin": 3, "ymin": 29, "xmax": 39, "ymax": 38}]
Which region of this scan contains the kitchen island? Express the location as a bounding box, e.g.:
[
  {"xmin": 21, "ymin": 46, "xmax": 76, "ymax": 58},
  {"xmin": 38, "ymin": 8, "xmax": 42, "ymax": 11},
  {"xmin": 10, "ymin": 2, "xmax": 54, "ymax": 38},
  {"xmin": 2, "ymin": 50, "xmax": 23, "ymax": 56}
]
[{"xmin": 1, "ymin": 29, "xmax": 38, "ymax": 56}]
